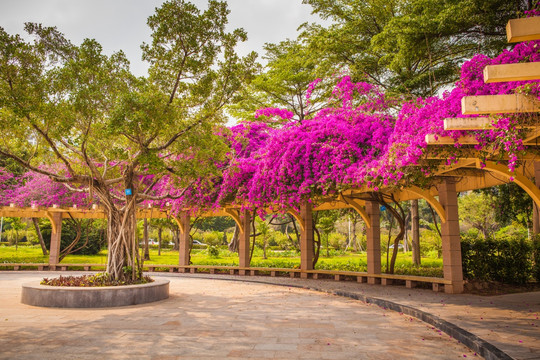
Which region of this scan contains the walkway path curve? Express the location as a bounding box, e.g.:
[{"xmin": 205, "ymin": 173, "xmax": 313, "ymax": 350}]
[{"xmin": 1, "ymin": 272, "xmax": 479, "ymax": 360}]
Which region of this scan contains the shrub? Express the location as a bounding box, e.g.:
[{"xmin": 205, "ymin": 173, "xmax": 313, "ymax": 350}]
[
  {"xmin": 199, "ymin": 231, "xmax": 222, "ymax": 246},
  {"xmin": 461, "ymin": 235, "xmax": 534, "ymax": 285},
  {"xmin": 328, "ymin": 232, "xmax": 347, "ymax": 250},
  {"xmin": 207, "ymin": 245, "xmax": 220, "ymax": 258}
]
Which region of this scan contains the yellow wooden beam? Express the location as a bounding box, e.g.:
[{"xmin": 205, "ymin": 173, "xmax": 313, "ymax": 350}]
[
  {"xmin": 45, "ymin": 211, "xmax": 58, "ymax": 234},
  {"xmin": 462, "ymin": 94, "xmax": 540, "ymax": 115},
  {"xmin": 506, "ymin": 16, "xmax": 540, "ymax": 43},
  {"xmin": 425, "ymin": 134, "xmax": 478, "ymax": 145},
  {"xmin": 171, "ymin": 216, "xmax": 185, "ymax": 234},
  {"xmin": 287, "ymin": 209, "xmax": 305, "ymax": 232},
  {"xmin": 434, "ymin": 160, "xmax": 476, "ymax": 175},
  {"xmin": 224, "ymin": 208, "xmax": 245, "ymax": 234},
  {"xmin": 427, "ymin": 127, "xmax": 540, "ymax": 145},
  {"xmin": 484, "ymin": 62, "xmax": 540, "ymax": 83},
  {"xmin": 443, "ymin": 117, "xmax": 536, "ymax": 131},
  {"xmin": 404, "ymin": 186, "xmax": 447, "ymax": 223},
  {"xmin": 443, "ymin": 117, "xmax": 493, "ymax": 130},
  {"xmin": 476, "ymin": 160, "xmax": 540, "ymax": 209},
  {"xmin": 341, "ymin": 196, "xmax": 371, "ymax": 228}
]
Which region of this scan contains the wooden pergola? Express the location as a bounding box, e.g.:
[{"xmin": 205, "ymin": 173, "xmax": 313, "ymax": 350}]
[{"xmin": 2, "ymin": 16, "xmax": 539, "ymax": 294}]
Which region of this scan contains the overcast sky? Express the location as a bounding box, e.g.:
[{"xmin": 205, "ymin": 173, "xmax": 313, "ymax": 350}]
[{"xmin": 0, "ymin": 0, "xmax": 327, "ymax": 77}]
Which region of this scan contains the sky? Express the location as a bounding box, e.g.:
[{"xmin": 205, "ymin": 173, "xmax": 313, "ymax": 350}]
[{"xmin": 0, "ymin": 0, "xmax": 327, "ymax": 77}]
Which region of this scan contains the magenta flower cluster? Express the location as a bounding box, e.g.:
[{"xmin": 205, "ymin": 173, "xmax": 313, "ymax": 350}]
[{"xmin": 1, "ymin": 39, "xmax": 539, "ymax": 213}]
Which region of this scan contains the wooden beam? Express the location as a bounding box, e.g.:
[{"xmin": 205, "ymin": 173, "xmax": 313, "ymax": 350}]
[
  {"xmin": 427, "ymin": 128, "xmax": 540, "ymax": 145},
  {"xmin": 425, "ymin": 134, "xmax": 478, "ymax": 145},
  {"xmin": 287, "ymin": 209, "xmax": 305, "ymax": 232},
  {"xmin": 444, "ymin": 117, "xmax": 536, "ymax": 131},
  {"xmin": 443, "ymin": 117, "xmax": 493, "ymax": 130},
  {"xmin": 462, "ymin": 94, "xmax": 540, "ymax": 115},
  {"xmin": 477, "ymin": 160, "xmax": 540, "ymax": 209},
  {"xmin": 171, "ymin": 216, "xmax": 185, "ymax": 234},
  {"xmin": 434, "ymin": 160, "xmax": 476, "ymax": 175},
  {"xmin": 402, "ymin": 186, "xmax": 447, "ymax": 223},
  {"xmin": 341, "ymin": 196, "xmax": 371, "ymax": 228},
  {"xmin": 484, "ymin": 62, "xmax": 540, "ymax": 83},
  {"xmin": 224, "ymin": 208, "xmax": 245, "ymax": 234},
  {"xmin": 506, "ymin": 16, "xmax": 540, "ymax": 43},
  {"xmin": 45, "ymin": 211, "xmax": 58, "ymax": 234}
]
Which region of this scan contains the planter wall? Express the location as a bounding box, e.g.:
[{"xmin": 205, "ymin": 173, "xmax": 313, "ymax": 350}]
[{"xmin": 21, "ymin": 279, "xmax": 169, "ymax": 308}]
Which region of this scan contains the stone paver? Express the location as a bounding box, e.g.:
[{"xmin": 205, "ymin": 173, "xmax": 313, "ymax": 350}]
[
  {"xmin": 175, "ymin": 272, "xmax": 540, "ymax": 360},
  {"xmin": 0, "ymin": 272, "xmax": 478, "ymax": 360}
]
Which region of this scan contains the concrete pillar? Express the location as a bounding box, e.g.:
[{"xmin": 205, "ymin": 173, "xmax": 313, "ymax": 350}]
[
  {"xmin": 300, "ymin": 201, "xmax": 314, "ymax": 278},
  {"xmin": 365, "ymin": 200, "xmax": 381, "ymax": 284},
  {"xmin": 437, "ymin": 179, "xmax": 464, "ymax": 294},
  {"xmin": 178, "ymin": 212, "xmax": 191, "ymax": 269},
  {"xmin": 48, "ymin": 212, "xmax": 63, "ymax": 265},
  {"xmin": 238, "ymin": 210, "xmax": 251, "ymax": 275},
  {"xmin": 532, "ymin": 162, "xmax": 540, "ymax": 235}
]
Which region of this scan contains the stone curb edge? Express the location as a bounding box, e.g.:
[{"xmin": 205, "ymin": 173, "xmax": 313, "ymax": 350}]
[{"xmin": 171, "ymin": 274, "xmax": 513, "ymax": 360}]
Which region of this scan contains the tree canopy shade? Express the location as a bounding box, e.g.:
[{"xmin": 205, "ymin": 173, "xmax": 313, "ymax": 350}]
[
  {"xmin": 301, "ymin": 0, "xmax": 534, "ymax": 97},
  {"xmin": 0, "ymin": 0, "xmax": 257, "ymax": 280}
]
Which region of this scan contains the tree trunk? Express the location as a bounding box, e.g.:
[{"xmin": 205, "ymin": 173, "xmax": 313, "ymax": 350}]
[
  {"xmin": 158, "ymin": 226, "xmax": 162, "ymax": 256},
  {"xmin": 228, "ymin": 224, "xmax": 239, "ymax": 252},
  {"xmin": 32, "ymin": 218, "xmax": 48, "ymax": 255},
  {"xmin": 325, "ymin": 234, "xmax": 330, "ymax": 257},
  {"xmin": 105, "ymin": 203, "xmax": 141, "ymax": 281},
  {"xmin": 173, "ymin": 227, "xmax": 179, "ymax": 251},
  {"xmin": 411, "ymin": 200, "xmax": 421, "ymax": 265},
  {"xmin": 143, "ymin": 218, "xmax": 150, "ymax": 261}
]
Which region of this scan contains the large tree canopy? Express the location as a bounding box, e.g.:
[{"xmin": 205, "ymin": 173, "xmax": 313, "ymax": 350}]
[
  {"xmin": 0, "ymin": 0, "xmax": 257, "ymax": 280},
  {"xmin": 301, "ymin": 0, "xmax": 533, "ymax": 97}
]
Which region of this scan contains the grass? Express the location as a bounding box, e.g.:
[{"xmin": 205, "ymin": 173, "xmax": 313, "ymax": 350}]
[{"xmin": 0, "ymin": 243, "xmax": 443, "ymax": 277}]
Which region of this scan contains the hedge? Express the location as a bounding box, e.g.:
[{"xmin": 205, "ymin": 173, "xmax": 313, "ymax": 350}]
[{"xmin": 461, "ymin": 236, "xmax": 538, "ymax": 285}]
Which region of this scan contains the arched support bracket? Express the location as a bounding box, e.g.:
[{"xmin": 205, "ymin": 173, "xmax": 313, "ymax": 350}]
[
  {"xmin": 225, "ymin": 208, "xmax": 245, "ymax": 234},
  {"xmin": 476, "ymin": 160, "xmax": 540, "ymax": 209},
  {"xmin": 341, "ymin": 196, "xmax": 371, "ymax": 229},
  {"xmin": 405, "ymin": 186, "xmax": 447, "ymax": 223},
  {"xmin": 45, "ymin": 211, "xmax": 58, "ymax": 234},
  {"xmin": 287, "ymin": 209, "xmax": 306, "ymax": 232},
  {"xmin": 172, "ymin": 216, "xmax": 185, "ymax": 234}
]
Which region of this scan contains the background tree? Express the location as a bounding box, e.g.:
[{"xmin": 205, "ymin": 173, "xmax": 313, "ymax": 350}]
[
  {"xmin": 318, "ymin": 214, "xmax": 336, "ymax": 257},
  {"xmin": 0, "ymin": 0, "xmax": 256, "ymax": 281},
  {"xmin": 459, "ymin": 192, "xmax": 499, "ymax": 239},
  {"xmin": 302, "ymin": 0, "xmax": 533, "ymax": 97},
  {"xmin": 410, "ymin": 199, "xmax": 421, "ymax": 265},
  {"xmin": 479, "ymin": 183, "xmax": 533, "ymax": 232},
  {"xmin": 255, "ymin": 217, "xmax": 271, "ymax": 259},
  {"xmin": 229, "ymin": 39, "xmax": 337, "ymax": 125}
]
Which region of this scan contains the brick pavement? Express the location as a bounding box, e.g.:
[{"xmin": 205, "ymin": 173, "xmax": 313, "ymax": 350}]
[{"xmin": 0, "ymin": 272, "xmax": 482, "ymax": 360}]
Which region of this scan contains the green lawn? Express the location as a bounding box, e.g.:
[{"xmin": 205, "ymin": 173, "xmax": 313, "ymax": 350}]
[{"xmin": 0, "ymin": 244, "xmax": 443, "ymax": 277}]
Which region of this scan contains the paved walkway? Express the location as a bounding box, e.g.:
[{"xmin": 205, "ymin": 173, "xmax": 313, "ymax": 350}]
[
  {"xmin": 1, "ymin": 272, "xmax": 479, "ymax": 360},
  {"xmin": 174, "ymin": 272, "xmax": 540, "ymax": 360}
]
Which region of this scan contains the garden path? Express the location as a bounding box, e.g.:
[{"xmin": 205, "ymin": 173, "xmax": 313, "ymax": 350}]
[{"xmin": 0, "ymin": 271, "xmax": 478, "ymax": 360}]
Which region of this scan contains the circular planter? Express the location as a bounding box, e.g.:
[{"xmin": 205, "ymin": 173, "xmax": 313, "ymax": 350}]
[{"xmin": 21, "ymin": 279, "xmax": 169, "ymax": 308}]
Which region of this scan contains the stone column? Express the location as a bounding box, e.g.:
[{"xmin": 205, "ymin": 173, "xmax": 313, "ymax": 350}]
[
  {"xmin": 365, "ymin": 200, "xmax": 381, "ymax": 284},
  {"xmin": 532, "ymin": 162, "xmax": 540, "ymax": 235},
  {"xmin": 238, "ymin": 210, "xmax": 251, "ymax": 275},
  {"xmin": 48, "ymin": 212, "xmax": 63, "ymax": 266},
  {"xmin": 437, "ymin": 179, "xmax": 464, "ymax": 294},
  {"xmin": 178, "ymin": 212, "xmax": 191, "ymax": 270},
  {"xmin": 300, "ymin": 201, "xmax": 314, "ymax": 278}
]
